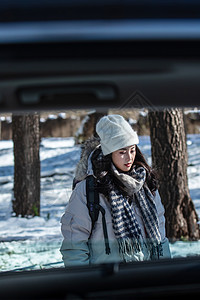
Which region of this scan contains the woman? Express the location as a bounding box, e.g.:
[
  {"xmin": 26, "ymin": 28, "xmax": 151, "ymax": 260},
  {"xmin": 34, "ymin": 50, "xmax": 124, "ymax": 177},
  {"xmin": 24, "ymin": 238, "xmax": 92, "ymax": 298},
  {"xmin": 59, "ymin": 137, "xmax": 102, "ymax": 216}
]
[{"xmin": 60, "ymin": 115, "xmax": 171, "ymax": 266}]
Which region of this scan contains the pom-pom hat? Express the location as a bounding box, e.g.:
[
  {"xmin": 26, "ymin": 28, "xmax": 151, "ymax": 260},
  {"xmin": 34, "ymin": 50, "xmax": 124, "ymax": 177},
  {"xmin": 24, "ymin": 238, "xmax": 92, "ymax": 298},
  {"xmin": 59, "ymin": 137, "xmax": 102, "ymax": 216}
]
[{"xmin": 96, "ymin": 115, "xmax": 139, "ymax": 156}]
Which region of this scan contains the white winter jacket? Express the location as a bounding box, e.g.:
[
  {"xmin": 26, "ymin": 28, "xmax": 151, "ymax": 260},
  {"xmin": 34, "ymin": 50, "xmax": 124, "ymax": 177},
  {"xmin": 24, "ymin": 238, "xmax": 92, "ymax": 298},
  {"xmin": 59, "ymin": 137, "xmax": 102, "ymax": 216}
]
[{"xmin": 60, "ymin": 178, "xmax": 171, "ymax": 267}]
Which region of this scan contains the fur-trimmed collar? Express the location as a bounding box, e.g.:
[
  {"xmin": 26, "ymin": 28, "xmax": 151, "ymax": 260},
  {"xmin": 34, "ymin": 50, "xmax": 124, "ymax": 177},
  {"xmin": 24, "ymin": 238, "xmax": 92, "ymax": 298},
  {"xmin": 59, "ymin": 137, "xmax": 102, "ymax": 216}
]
[{"xmin": 74, "ymin": 136, "xmax": 100, "ymax": 182}]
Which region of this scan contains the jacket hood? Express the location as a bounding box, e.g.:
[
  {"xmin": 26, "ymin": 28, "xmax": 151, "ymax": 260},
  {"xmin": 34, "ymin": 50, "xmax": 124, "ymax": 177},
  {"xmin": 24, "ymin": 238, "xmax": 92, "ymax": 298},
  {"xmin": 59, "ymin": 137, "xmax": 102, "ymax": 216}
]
[{"xmin": 74, "ymin": 136, "xmax": 100, "ymax": 182}]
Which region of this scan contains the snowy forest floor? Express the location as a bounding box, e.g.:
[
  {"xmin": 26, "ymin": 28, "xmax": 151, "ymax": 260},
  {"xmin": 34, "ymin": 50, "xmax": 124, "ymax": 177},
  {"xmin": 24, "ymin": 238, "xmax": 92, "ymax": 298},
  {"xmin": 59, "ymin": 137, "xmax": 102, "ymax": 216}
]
[{"xmin": 0, "ymin": 135, "xmax": 200, "ymax": 272}]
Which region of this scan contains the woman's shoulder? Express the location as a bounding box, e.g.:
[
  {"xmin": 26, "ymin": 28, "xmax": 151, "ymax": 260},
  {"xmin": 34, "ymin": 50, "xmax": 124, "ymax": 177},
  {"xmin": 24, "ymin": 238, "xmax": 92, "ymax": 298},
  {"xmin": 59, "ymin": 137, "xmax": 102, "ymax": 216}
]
[
  {"xmin": 63, "ymin": 179, "xmax": 89, "ymax": 219},
  {"xmin": 67, "ymin": 179, "xmax": 87, "ymax": 207},
  {"xmin": 74, "ymin": 179, "xmax": 86, "ymax": 193}
]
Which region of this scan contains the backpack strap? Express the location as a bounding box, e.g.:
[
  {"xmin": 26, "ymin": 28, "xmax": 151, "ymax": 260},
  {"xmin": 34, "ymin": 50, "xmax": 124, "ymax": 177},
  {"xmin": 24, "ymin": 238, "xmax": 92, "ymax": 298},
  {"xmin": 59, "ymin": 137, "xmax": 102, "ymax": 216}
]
[
  {"xmin": 86, "ymin": 175, "xmax": 111, "ymax": 255},
  {"xmin": 86, "ymin": 175, "xmax": 100, "ymax": 230}
]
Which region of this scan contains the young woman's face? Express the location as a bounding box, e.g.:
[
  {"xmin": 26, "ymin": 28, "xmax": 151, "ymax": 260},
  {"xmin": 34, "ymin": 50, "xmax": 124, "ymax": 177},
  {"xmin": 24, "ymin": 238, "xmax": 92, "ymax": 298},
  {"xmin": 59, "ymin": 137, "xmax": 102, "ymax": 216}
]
[{"xmin": 111, "ymin": 145, "xmax": 136, "ymax": 172}]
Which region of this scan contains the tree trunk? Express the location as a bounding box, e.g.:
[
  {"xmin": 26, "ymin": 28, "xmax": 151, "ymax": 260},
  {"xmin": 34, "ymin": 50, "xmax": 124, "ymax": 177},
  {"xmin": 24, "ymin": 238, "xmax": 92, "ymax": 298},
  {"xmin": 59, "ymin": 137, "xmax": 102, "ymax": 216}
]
[
  {"xmin": 75, "ymin": 111, "xmax": 107, "ymax": 144},
  {"xmin": 12, "ymin": 114, "xmax": 40, "ymax": 217},
  {"xmin": 148, "ymin": 108, "xmax": 200, "ymax": 241}
]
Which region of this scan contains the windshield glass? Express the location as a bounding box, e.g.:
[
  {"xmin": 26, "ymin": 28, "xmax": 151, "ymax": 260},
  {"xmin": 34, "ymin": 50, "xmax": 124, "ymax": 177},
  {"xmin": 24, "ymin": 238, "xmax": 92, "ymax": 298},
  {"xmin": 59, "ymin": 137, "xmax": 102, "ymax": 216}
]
[{"xmin": 0, "ymin": 108, "xmax": 199, "ymax": 272}]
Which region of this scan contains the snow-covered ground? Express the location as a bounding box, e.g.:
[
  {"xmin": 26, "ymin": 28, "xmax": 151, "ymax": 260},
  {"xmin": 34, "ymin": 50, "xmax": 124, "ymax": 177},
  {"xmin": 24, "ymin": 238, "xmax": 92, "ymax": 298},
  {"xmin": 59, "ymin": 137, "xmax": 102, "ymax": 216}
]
[{"xmin": 0, "ymin": 135, "xmax": 199, "ymax": 272}]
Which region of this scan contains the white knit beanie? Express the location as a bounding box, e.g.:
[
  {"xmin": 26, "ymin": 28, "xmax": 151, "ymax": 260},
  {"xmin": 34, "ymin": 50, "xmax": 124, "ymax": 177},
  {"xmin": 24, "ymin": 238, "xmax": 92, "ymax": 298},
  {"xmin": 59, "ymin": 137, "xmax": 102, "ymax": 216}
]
[{"xmin": 96, "ymin": 115, "xmax": 139, "ymax": 155}]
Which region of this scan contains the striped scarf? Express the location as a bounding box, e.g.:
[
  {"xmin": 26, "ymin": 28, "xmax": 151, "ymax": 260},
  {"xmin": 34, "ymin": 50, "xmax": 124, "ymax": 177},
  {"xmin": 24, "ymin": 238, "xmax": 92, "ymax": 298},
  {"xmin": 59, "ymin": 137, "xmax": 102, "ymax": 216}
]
[{"xmin": 110, "ymin": 165, "xmax": 162, "ymax": 261}]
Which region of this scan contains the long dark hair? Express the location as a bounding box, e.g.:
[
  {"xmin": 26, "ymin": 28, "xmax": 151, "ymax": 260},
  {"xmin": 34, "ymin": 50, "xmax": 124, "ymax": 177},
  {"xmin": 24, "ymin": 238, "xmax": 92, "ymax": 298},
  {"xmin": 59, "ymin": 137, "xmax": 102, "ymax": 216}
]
[
  {"xmin": 92, "ymin": 145, "xmax": 158, "ymax": 197},
  {"xmin": 134, "ymin": 145, "xmax": 158, "ymax": 195}
]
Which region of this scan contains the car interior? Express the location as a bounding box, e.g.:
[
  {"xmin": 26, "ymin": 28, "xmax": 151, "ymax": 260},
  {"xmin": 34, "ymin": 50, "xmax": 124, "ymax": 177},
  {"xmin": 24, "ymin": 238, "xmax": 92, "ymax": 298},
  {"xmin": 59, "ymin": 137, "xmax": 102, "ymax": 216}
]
[{"xmin": 0, "ymin": 0, "xmax": 200, "ymax": 299}]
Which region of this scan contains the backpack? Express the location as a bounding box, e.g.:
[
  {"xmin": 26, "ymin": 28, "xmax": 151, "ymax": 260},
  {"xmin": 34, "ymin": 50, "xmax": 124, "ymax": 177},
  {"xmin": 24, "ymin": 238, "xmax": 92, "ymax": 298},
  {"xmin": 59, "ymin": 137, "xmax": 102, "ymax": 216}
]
[{"xmin": 85, "ymin": 175, "xmax": 111, "ymax": 255}]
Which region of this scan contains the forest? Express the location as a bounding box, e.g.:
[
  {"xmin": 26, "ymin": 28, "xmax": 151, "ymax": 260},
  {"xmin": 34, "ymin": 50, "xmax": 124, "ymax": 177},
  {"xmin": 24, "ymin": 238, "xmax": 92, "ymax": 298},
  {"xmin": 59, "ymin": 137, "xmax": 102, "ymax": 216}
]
[{"xmin": 0, "ymin": 108, "xmax": 200, "ymax": 271}]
